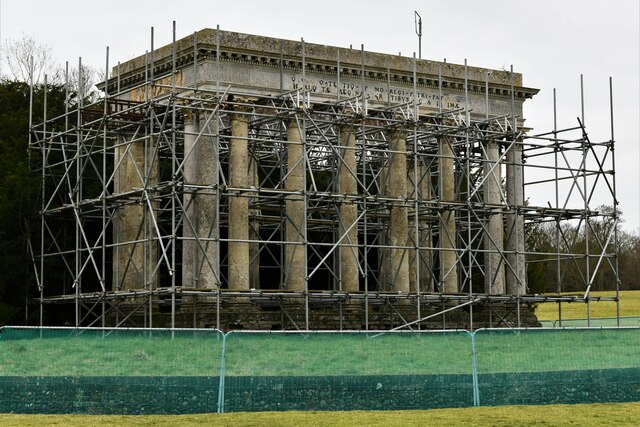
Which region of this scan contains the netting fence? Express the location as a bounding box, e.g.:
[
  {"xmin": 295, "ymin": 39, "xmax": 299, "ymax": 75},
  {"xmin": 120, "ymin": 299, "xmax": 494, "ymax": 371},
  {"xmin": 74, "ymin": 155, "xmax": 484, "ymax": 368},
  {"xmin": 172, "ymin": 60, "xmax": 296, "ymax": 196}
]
[
  {"xmin": 540, "ymin": 317, "xmax": 640, "ymax": 328},
  {"xmin": 0, "ymin": 326, "xmax": 638, "ymax": 414}
]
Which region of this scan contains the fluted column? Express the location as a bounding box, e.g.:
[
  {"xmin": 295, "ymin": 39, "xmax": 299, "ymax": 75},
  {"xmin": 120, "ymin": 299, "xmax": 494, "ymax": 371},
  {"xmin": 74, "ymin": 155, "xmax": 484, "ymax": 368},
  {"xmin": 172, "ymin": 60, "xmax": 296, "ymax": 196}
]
[
  {"xmin": 284, "ymin": 118, "xmax": 306, "ymax": 291},
  {"xmin": 506, "ymin": 137, "xmax": 526, "ymax": 295},
  {"xmin": 228, "ymin": 109, "xmax": 250, "ymax": 290},
  {"xmin": 439, "ymin": 135, "xmax": 458, "ymax": 293},
  {"xmin": 338, "ymin": 126, "xmax": 359, "ymax": 292},
  {"xmin": 484, "ymin": 141, "xmax": 505, "ymax": 294},
  {"xmin": 388, "ymin": 128, "xmax": 409, "ymax": 292}
]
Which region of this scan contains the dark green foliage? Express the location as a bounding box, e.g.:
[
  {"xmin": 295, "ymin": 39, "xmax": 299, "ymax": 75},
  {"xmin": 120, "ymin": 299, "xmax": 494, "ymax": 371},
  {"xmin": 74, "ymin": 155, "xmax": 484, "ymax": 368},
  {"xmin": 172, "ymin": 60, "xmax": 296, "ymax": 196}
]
[{"xmin": 0, "ymin": 80, "xmax": 66, "ymax": 324}]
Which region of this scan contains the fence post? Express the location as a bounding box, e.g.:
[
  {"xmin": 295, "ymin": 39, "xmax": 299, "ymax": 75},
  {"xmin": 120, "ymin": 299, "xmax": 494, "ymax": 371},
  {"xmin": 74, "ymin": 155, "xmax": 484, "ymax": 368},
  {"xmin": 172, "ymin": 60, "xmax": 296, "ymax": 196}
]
[
  {"xmin": 217, "ymin": 331, "xmax": 230, "ymax": 413},
  {"xmin": 470, "ymin": 330, "xmax": 480, "ymax": 406}
]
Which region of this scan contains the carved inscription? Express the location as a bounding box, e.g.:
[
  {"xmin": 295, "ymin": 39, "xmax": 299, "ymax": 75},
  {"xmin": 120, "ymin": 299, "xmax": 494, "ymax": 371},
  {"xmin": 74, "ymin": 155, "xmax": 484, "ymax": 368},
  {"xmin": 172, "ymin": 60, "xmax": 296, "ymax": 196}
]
[{"xmin": 290, "ymin": 75, "xmax": 461, "ymax": 109}]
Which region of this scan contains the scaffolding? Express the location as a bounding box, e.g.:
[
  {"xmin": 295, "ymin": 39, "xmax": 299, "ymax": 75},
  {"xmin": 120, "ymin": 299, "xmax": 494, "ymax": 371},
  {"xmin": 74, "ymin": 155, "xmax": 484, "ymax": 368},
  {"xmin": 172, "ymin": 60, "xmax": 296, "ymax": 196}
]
[{"xmin": 27, "ymin": 26, "xmax": 621, "ymax": 330}]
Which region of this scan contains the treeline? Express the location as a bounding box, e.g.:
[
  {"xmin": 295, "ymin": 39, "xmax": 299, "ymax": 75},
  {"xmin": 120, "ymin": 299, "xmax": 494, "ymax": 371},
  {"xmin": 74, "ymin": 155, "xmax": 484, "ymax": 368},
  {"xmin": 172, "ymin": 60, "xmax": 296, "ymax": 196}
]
[
  {"xmin": 0, "ymin": 80, "xmax": 66, "ymax": 323},
  {"xmin": 526, "ymin": 207, "xmax": 640, "ymax": 294}
]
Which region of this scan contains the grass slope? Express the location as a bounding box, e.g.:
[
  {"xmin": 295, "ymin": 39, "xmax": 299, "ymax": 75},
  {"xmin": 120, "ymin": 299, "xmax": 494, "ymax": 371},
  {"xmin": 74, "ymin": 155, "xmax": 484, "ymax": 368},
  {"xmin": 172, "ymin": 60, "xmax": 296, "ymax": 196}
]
[
  {"xmin": 535, "ymin": 290, "xmax": 640, "ymax": 321},
  {"xmin": 1, "ymin": 403, "xmax": 639, "ymax": 426}
]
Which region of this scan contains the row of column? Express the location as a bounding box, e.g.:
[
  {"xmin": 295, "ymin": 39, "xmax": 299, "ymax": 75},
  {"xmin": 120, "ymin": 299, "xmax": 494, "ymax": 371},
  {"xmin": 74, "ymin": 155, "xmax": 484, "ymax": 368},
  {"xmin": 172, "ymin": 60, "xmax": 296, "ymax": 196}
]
[
  {"xmin": 113, "ymin": 113, "xmax": 526, "ymax": 296},
  {"xmin": 183, "ymin": 107, "xmax": 261, "ymax": 291}
]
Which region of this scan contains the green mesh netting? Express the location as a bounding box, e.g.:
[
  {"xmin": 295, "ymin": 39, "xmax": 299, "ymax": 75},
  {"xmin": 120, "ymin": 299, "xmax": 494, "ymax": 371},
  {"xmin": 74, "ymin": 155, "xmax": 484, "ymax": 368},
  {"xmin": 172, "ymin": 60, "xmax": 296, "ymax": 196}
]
[
  {"xmin": 2, "ymin": 327, "xmax": 639, "ymax": 414},
  {"xmin": 221, "ymin": 331, "xmax": 474, "ymax": 412},
  {"xmin": 0, "ymin": 327, "xmax": 222, "ymax": 414},
  {"xmin": 473, "ymin": 328, "xmax": 640, "ymax": 406}
]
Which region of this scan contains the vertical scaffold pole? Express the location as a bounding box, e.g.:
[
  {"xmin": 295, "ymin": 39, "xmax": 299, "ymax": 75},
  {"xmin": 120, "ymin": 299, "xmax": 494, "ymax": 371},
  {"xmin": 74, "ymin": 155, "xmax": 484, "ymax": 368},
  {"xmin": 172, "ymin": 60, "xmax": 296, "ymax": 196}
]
[
  {"xmin": 510, "ymin": 65, "xmax": 521, "ymax": 327},
  {"xmin": 171, "ymin": 21, "xmax": 177, "ymax": 331},
  {"xmin": 580, "ymin": 74, "xmax": 591, "ymax": 327},
  {"xmin": 102, "ymin": 47, "xmax": 109, "ymax": 329},
  {"xmin": 609, "ymin": 77, "xmax": 621, "ymax": 327},
  {"xmin": 412, "ymin": 53, "xmax": 421, "ymax": 327},
  {"xmin": 75, "ymin": 57, "xmax": 83, "ymax": 328},
  {"xmin": 553, "ymin": 88, "xmax": 562, "ymax": 327}
]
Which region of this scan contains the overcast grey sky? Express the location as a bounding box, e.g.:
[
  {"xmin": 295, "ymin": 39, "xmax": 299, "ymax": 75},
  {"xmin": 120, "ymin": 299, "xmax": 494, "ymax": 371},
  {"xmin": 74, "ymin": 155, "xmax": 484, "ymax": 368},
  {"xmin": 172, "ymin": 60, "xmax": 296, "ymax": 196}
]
[{"xmin": 1, "ymin": 0, "xmax": 639, "ymax": 232}]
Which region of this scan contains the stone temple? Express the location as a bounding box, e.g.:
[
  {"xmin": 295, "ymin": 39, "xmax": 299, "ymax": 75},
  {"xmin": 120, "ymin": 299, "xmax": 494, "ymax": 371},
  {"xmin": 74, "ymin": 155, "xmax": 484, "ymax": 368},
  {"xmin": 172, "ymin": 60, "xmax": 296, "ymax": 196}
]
[{"xmin": 43, "ymin": 26, "xmax": 619, "ymax": 330}]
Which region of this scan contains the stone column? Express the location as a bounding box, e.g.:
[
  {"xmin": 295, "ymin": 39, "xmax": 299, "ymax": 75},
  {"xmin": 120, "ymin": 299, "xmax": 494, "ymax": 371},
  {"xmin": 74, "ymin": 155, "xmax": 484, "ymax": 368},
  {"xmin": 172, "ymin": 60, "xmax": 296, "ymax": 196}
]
[
  {"xmin": 506, "ymin": 138, "xmax": 526, "ymax": 295},
  {"xmin": 408, "ymin": 160, "xmax": 432, "ymax": 293},
  {"xmin": 182, "ymin": 112, "xmax": 198, "ymax": 288},
  {"xmin": 388, "ymin": 128, "xmax": 409, "ymax": 293},
  {"xmin": 196, "ymin": 110, "xmax": 219, "ymax": 289},
  {"xmin": 338, "ymin": 126, "xmax": 359, "ymax": 292},
  {"xmin": 284, "ymin": 118, "xmax": 306, "ymax": 291},
  {"xmin": 113, "ymin": 134, "xmax": 157, "ymax": 291},
  {"xmin": 378, "ymin": 162, "xmax": 390, "ymax": 289},
  {"xmin": 439, "ymin": 135, "xmax": 458, "ymax": 293},
  {"xmin": 183, "ymin": 110, "xmax": 220, "ymax": 289},
  {"xmin": 484, "ymin": 141, "xmax": 505, "ymax": 294},
  {"xmin": 249, "ymin": 145, "xmax": 260, "ymax": 289},
  {"xmin": 228, "ymin": 110, "xmax": 250, "ymax": 290}
]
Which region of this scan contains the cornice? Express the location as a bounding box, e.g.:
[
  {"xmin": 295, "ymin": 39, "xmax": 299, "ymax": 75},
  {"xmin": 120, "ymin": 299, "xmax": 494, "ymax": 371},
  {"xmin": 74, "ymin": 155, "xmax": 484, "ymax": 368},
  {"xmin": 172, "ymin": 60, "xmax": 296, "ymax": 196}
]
[{"xmin": 103, "ymin": 30, "xmax": 539, "ymax": 101}]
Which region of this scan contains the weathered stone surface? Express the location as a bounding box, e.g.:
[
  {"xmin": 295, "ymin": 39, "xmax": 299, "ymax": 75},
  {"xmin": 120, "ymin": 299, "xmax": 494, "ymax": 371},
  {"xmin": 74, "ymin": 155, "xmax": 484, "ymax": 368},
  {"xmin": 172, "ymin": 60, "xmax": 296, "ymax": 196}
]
[
  {"xmin": 284, "ymin": 119, "xmax": 306, "ymax": 292},
  {"xmin": 109, "ymin": 299, "xmax": 540, "ymax": 331},
  {"xmin": 484, "ymin": 141, "xmax": 505, "ymax": 295},
  {"xmin": 112, "ymin": 30, "xmax": 536, "ymax": 121},
  {"xmin": 112, "ymin": 135, "xmax": 157, "ymax": 291},
  {"xmin": 438, "ymin": 136, "xmax": 457, "ymax": 294},
  {"xmin": 338, "ymin": 126, "xmax": 359, "ymax": 293},
  {"xmin": 506, "ymin": 140, "xmax": 526, "ymax": 295},
  {"xmin": 407, "ymin": 160, "xmax": 432, "ymax": 293},
  {"xmin": 228, "ymin": 112, "xmax": 250, "ymax": 290},
  {"xmin": 383, "ymin": 129, "xmax": 409, "ymax": 293}
]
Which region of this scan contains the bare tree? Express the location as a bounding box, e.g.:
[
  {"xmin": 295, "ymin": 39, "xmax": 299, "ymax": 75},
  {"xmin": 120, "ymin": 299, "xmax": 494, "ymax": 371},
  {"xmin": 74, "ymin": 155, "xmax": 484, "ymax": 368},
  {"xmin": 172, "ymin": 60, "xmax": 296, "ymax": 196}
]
[
  {"xmin": 2, "ymin": 35, "xmax": 60, "ymax": 84},
  {"xmin": 68, "ymin": 63, "xmax": 101, "ymax": 103}
]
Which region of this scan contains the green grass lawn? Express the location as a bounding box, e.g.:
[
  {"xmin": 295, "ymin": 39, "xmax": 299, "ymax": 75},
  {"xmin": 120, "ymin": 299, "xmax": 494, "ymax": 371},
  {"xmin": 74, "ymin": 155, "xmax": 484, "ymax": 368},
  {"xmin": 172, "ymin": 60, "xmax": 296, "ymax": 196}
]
[
  {"xmin": 1, "ymin": 403, "xmax": 639, "ymax": 426},
  {"xmin": 535, "ymin": 290, "xmax": 640, "ymax": 321}
]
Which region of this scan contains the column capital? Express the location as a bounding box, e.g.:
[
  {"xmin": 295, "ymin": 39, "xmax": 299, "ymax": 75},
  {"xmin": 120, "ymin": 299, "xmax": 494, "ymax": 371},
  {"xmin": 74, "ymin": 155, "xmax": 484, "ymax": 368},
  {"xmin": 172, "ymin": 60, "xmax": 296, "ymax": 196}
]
[
  {"xmin": 388, "ymin": 125, "xmax": 407, "ymax": 140},
  {"xmin": 183, "ymin": 109, "xmax": 196, "ymax": 125},
  {"xmin": 285, "ymin": 115, "xmax": 305, "ymax": 129},
  {"xmin": 228, "ymin": 96, "xmax": 257, "ymax": 122}
]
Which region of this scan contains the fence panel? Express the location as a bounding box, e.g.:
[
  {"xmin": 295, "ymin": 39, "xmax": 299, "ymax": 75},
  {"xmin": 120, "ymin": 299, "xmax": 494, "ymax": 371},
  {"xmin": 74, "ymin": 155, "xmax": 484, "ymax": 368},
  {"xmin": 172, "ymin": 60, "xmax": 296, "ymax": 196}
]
[
  {"xmin": 0, "ymin": 327, "xmax": 222, "ymax": 414},
  {"xmin": 543, "ymin": 317, "xmax": 640, "ymax": 328},
  {"xmin": 4, "ymin": 326, "xmax": 639, "ymax": 414},
  {"xmin": 221, "ymin": 330, "xmax": 474, "ymax": 412},
  {"xmin": 474, "ymin": 328, "xmax": 640, "ymax": 406}
]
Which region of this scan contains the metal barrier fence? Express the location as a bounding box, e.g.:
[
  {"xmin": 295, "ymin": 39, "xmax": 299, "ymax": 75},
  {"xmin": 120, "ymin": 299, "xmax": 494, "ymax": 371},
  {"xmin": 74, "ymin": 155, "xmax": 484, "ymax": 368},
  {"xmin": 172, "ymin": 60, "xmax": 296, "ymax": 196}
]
[
  {"xmin": 0, "ymin": 326, "xmax": 638, "ymax": 414},
  {"xmin": 540, "ymin": 317, "xmax": 640, "ymax": 328}
]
